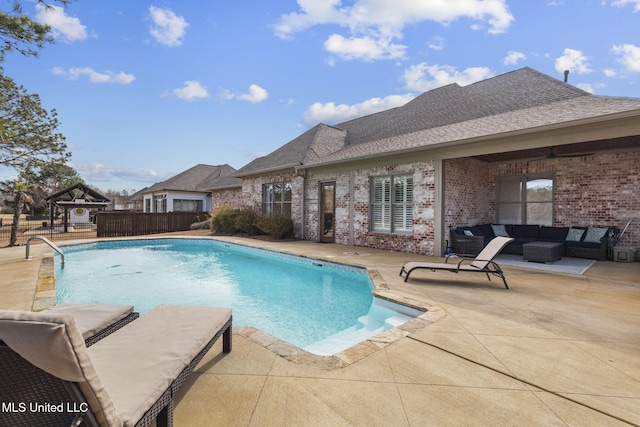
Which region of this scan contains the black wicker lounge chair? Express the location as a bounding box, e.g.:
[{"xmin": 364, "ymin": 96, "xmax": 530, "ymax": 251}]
[
  {"xmin": 399, "ymin": 236, "xmax": 514, "ymax": 289},
  {"xmin": 0, "ymin": 304, "xmax": 232, "ymax": 427}
]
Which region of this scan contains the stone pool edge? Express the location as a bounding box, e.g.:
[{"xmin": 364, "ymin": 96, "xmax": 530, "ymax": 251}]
[{"xmin": 32, "ymin": 240, "xmax": 447, "ymax": 369}]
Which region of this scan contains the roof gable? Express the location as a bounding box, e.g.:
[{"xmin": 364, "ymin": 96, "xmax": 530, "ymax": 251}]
[
  {"xmin": 144, "ymin": 164, "xmax": 237, "ymax": 193},
  {"xmin": 231, "ymin": 67, "xmax": 639, "ymax": 176},
  {"xmin": 338, "ymin": 67, "xmax": 590, "ymax": 146}
]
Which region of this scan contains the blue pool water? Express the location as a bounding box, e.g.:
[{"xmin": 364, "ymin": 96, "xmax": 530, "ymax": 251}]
[{"xmin": 54, "ymin": 239, "xmax": 419, "ymax": 355}]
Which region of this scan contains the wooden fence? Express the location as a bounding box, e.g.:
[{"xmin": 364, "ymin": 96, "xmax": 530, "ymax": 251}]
[{"xmin": 96, "ymin": 212, "xmax": 209, "ymax": 238}]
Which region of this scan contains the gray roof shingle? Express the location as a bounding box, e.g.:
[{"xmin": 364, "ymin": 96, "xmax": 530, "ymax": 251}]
[
  {"xmin": 233, "ymin": 67, "xmax": 640, "ymax": 176},
  {"xmin": 144, "ymin": 164, "xmax": 237, "ymax": 193}
]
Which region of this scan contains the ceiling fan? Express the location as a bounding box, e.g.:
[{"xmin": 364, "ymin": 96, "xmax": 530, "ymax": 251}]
[{"xmin": 536, "ymin": 146, "xmax": 594, "ymax": 160}]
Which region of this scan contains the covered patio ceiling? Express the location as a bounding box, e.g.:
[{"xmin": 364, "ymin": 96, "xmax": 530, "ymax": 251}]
[{"xmin": 472, "ymin": 135, "xmax": 640, "ymax": 163}]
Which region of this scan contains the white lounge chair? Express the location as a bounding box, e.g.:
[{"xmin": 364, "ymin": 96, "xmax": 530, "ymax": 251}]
[
  {"xmin": 399, "ymin": 236, "xmax": 514, "ymax": 289},
  {"xmin": 0, "ymin": 304, "xmax": 232, "ymax": 427}
]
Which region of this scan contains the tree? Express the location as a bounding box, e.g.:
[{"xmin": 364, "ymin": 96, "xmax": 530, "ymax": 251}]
[
  {"xmin": 0, "ymin": 0, "xmax": 70, "ymax": 61},
  {"xmin": 0, "ymin": 74, "xmax": 69, "ymax": 170},
  {"xmin": 0, "ymin": 70, "xmax": 71, "ymax": 246},
  {"xmin": 20, "ymin": 160, "xmax": 82, "ymax": 215},
  {"xmin": 0, "ymin": 180, "xmax": 33, "ymax": 246}
]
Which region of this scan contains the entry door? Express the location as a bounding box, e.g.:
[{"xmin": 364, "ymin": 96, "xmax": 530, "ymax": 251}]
[{"xmin": 320, "ymin": 182, "xmax": 335, "ymax": 243}]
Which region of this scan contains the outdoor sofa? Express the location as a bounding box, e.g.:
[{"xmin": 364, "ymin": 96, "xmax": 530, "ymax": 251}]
[
  {"xmin": 451, "ymin": 224, "xmax": 613, "ymax": 260},
  {"xmin": 0, "ymin": 304, "xmax": 232, "ymax": 427}
]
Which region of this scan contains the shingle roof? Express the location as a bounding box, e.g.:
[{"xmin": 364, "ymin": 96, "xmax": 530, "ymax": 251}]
[
  {"xmin": 144, "ymin": 164, "xmax": 237, "ymax": 193},
  {"xmin": 233, "ymin": 67, "xmax": 640, "ymax": 176}
]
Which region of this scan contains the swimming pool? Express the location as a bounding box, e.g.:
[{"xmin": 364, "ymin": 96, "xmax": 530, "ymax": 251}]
[{"xmin": 54, "ymin": 238, "xmax": 419, "ymax": 355}]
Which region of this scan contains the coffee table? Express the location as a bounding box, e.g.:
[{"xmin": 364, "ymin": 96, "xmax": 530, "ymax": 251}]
[{"xmin": 522, "ymin": 241, "xmax": 563, "ymax": 263}]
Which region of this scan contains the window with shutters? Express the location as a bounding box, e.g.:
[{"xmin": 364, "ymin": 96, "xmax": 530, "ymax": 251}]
[{"xmin": 371, "ymin": 174, "xmax": 413, "ymax": 233}]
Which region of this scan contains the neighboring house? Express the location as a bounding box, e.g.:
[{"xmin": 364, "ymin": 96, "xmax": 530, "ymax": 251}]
[
  {"xmin": 233, "ymin": 67, "xmax": 640, "ymax": 256},
  {"xmin": 142, "ymin": 164, "xmax": 238, "ymax": 213}
]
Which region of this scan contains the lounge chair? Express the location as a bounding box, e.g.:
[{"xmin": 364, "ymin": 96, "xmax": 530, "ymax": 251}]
[
  {"xmin": 44, "ymin": 303, "xmax": 139, "ymax": 346},
  {"xmin": 0, "ymin": 304, "xmax": 232, "ymax": 427},
  {"xmin": 399, "ymin": 236, "xmax": 514, "ymax": 289}
]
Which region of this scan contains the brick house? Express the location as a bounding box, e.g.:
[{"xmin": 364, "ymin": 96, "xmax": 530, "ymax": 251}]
[
  {"xmin": 142, "ymin": 164, "xmax": 239, "ymax": 213},
  {"xmin": 230, "ymin": 68, "xmax": 640, "ymax": 257}
]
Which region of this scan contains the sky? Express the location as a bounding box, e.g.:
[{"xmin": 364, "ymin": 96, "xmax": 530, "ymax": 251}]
[{"xmin": 3, "ymin": 0, "xmax": 640, "ymax": 193}]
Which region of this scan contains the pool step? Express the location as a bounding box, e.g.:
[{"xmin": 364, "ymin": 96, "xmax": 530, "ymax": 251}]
[
  {"xmin": 303, "ymin": 317, "xmax": 386, "ymax": 356},
  {"xmin": 384, "ymin": 313, "xmax": 414, "ymax": 328}
]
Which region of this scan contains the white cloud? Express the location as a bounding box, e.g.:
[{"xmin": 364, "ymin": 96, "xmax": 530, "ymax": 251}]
[
  {"xmin": 428, "ymin": 36, "xmax": 445, "ymax": 51},
  {"xmin": 75, "ymin": 163, "xmax": 161, "ymax": 184},
  {"xmin": 149, "ymin": 6, "xmax": 189, "ymax": 47},
  {"xmin": 576, "ymin": 83, "xmax": 595, "ymax": 93},
  {"xmin": 52, "ymin": 67, "xmax": 135, "ymax": 84},
  {"xmin": 604, "ymin": 68, "xmax": 617, "ymax": 77},
  {"xmin": 612, "ymin": 44, "xmax": 640, "ymax": 72},
  {"xmin": 611, "ymin": 0, "xmax": 640, "ymax": 12},
  {"xmin": 303, "ymin": 93, "xmax": 415, "ymax": 126},
  {"xmin": 169, "ymin": 80, "xmax": 209, "ymax": 100},
  {"xmin": 324, "ymin": 32, "xmax": 406, "ymax": 61},
  {"xmin": 504, "ymin": 50, "xmax": 526, "ymax": 65},
  {"xmin": 401, "ymin": 63, "xmax": 493, "ymax": 92},
  {"xmin": 555, "ymin": 48, "xmax": 592, "ymax": 74},
  {"xmin": 35, "ymin": 4, "xmax": 88, "ymax": 43},
  {"xmin": 221, "ymin": 84, "xmax": 269, "ymax": 104},
  {"xmin": 273, "ymin": 0, "xmax": 513, "ymax": 62}
]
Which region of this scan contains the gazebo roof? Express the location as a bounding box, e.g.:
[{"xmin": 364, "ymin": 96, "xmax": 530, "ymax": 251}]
[{"xmin": 46, "ymin": 183, "xmax": 110, "ymax": 208}]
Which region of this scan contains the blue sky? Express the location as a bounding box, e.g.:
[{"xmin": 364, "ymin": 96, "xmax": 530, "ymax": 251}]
[{"xmin": 4, "ymin": 0, "xmax": 640, "ymax": 192}]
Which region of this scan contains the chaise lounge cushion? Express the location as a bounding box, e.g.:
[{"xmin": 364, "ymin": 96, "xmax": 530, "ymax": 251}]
[
  {"xmin": 45, "ymin": 303, "xmax": 135, "ymax": 341},
  {"xmin": 87, "ymin": 305, "xmax": 232, "ymax": 426},
  {"xmin": 0, "ymin": 310, "xmax": 121, "ymax": 426}
]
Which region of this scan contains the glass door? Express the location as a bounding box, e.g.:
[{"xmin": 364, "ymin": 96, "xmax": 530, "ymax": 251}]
[{"xmin": 320, "ymin": 182, "xmax": 335, "ymax": 243}]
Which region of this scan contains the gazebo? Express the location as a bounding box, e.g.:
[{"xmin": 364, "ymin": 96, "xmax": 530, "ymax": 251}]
[{"xmin": 46, "ymin": 183, "xmax": 110, "ymax": 232}]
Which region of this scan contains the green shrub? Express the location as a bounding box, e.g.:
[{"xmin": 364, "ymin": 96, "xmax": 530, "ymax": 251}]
[
  {"xmin": 234, "ymin": 207, "xmax": 260, "ymax": 236},
  {"xmin": 256, "ymin": 214, "xmax": 294, "ymax": 240},
  {"xmin": 210, "ymin": 205, "xmax": 239, "ymax": 234}
]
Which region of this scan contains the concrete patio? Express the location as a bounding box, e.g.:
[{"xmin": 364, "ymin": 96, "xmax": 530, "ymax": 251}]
[{"xmin": 1, "ymin": 233, "xmax": 639, "ymax": 426}]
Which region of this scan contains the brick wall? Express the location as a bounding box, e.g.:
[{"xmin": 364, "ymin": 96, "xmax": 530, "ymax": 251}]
[
  {"xmin": 305, "ymin": 162, "xmax": 437, "ymax": 255},
  {"xmin": 211, "ymin": 188, "xmax": 243, "ymax": 214},
  {"xmin": 443, "ymin": 157, "xmax": 493, "ymax": 245},
  {"xmin": 241, "ymin": 172, "xmax": 304, "ymax": 238}
]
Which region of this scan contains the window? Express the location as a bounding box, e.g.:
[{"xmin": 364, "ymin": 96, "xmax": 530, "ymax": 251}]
[
  {"xmin": 145, "ymin": 198, "xmax": 151, "ymax": 213},
  {"xmin": 153, "ymin": 194, "xmax": 167, "ymax": 213},
  {"xmin": 262, "ymin": 182, "xmax": 292, "ymax": 217},
  {"xmin": 173, "ymin": 199, "xmax": 203, "ymax": 212},
  {"xmin": 497, "ymin": 175, "xmax": 553, "ymax": 225},
  {"xmin": 371, "ymin": 174, "xmax": 413, "ymax": 233}
]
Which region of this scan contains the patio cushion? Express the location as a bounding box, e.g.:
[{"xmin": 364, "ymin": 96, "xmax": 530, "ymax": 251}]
[
  {"xmin": 510, "ymin": 224, "xmax": 540, "ymax": 238},
  {"xmin": 539, "ymin": 226, "xmax": 569, "ymax": 241},
  {"xmin": 87, "ymin": 305, "xmax": 232, "ymax": 427},
  {"xmin": 491, "ymin": 224, "xmax": 510, "ymax": 237},
  {"xmin": 0, "ymin": 310, "xmax": 122, "ymax": 427},
  {"xmin": 566, "ymin": 227, "xmax": 586, "ymax": 241},
  {"xmin": 45, "ymin": 303, "xmax": 134, "ymax": 341},
  {"xmin": 583, "ymin": 226, "xmax": 608, "ymax": 243}
]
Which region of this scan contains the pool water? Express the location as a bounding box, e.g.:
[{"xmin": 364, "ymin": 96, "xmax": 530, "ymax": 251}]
[{"xmin": 55, "ymin": 239, "xmax": 418, "ymax": 355}]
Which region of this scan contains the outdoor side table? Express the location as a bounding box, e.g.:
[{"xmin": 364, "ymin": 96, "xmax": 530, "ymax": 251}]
[{"xmin": 522, "ymin": 241, "xmax": 563, "ymax": 263}]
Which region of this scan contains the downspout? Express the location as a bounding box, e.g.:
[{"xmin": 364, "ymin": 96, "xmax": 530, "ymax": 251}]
[
  {"xmin": 295, "ymin": 165, "xmax": 306, "ymax": 240},
  {"xmin": 434, "ymin": 159, "xmax": 444, "ymax": 256},
  {"xmin": 349, "ymin": 170, "xmax": 355, "ymax": 245}
]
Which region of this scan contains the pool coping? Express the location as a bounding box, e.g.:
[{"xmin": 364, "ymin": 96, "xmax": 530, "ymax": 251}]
[{"xmin": 32, "ymin": 236, "xmax": 447, "ymax": 369}]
